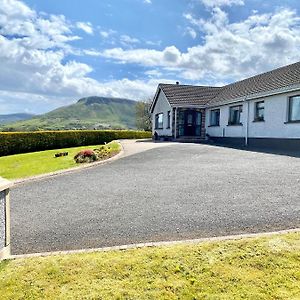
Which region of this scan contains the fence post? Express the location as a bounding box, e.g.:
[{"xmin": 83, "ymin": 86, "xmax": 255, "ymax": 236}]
[{"xmin": 0, "ymin": 177, "xmax": 13, "ymax": 260}]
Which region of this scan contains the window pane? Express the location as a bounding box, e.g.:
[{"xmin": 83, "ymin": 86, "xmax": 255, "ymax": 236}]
[
  {"xmin": 196, "ymin": 112, "xmax": 201, "ymax": 125},
  {"xmin": 290, "ymin": 96, "xmax": 300, "ymax": 121},
  {"xmin": 255, "ymin": 101, "xmax": 264, "ymax": 120},
  {"xmin": 229, "ymin": 106, "xmax": 242, "ymax": 124},
  {"xmin": 210, "ymin": 109, "xmax": 220, "ymax": 126}
]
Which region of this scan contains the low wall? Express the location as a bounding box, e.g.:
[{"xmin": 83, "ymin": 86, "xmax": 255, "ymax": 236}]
[
  {"xmin": 210, "ymin": 137, "xmax": 300, "ymax": 151},
  {"xmin": 0, "ymin": 178, "xmax": 12, "ymax": 260}
]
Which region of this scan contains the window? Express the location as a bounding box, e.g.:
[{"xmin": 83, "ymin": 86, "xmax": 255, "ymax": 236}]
[
  {"xmin": 167, "ymin": 111, "xmax": 171, "ymax": 128},
  {"xmin": 254, "ymin": 101, "xmax": 264, "ymax": 121},
  {"xmin": 155, "ymin": 113, "xmax": 163, "ymax": 129},
  {"xmin": 210, "ymin": 109, "xmax": 220, "ymax": 126},
  {"xmin": 228, "ymin": 105, "xmax": 243, "ymax": 125},
  {"xmin": 288, "ymin": 96, "xmax": 300, "ymax": 122}
]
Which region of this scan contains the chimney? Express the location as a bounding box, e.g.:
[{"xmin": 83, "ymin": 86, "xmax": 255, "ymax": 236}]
[{"xmin": 176, "ymin": 81, "xmax": 180, "ymax": 85}]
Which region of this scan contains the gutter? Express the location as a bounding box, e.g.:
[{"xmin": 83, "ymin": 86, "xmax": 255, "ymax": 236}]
[{"xmin": 244, "ymin": 96, "xmax": 249, "ymax": 146}]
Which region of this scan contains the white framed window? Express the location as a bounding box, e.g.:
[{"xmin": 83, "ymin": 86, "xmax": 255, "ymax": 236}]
[
  {"xmin": 254, "ymin": 101, "xmax": 264, "ymax": 121},
  {"xmin": 210, "ymin": 109, "xmax": 220, "ymax": 126},
  {"xmin": 288, "ymin": 96, "xmax": 300, "ymax": 122},
  {"xmin": 155, "ymin": 113, "xmax": 163, "ymax": 129},
  {"xmin": 228, "ymin": 105, "xmax": 243, "ymax": 125}
]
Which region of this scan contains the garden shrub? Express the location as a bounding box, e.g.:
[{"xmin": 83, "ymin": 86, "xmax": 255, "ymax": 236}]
[
  {"xmin": 74, "ymin": 149, "xmax": 97, "ymax": 163},
  {"xmin": 0, "ymin": 130, "xmax": 151, "ymax": 156}
]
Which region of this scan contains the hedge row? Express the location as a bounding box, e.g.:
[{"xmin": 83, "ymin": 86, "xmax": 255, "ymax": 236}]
[{"xmin": 0, "ymin": 130, "xmax": 152, "ymax": 156}]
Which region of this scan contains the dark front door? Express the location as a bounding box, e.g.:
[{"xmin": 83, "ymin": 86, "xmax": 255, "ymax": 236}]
[
  {"xmin": 178, "ymin": 110, "xmax": 202, "ymax": 137},
  {"xmin": 185, "ymin": 110, "xmax": 196, "ymax": 136}
]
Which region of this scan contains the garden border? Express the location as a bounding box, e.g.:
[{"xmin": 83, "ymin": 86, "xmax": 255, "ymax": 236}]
[{"xmin": 13, "ymin": 140, "xmax": 124, "ymax": 186}]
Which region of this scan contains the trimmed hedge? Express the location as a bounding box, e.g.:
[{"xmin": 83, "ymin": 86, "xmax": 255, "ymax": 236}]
[{"xmin": 0, "ymin": 130, "xmax": 152, "ymax": 156}]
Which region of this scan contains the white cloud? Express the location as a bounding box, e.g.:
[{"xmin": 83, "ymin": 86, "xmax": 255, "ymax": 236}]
[
  {"xmin": 200, "ymin": 0, "xmax": 244, "ymax": 7},
  {"xmin": 120, "ymin": 34, "xmax": 140, "ymax": 46},
  {"xmin": 100, "ymin": 29, "xmax": 116, "ymax": 39},
  {"xmin": 76, "ymin": 21, "xmax": 93, "ymax": 35},
  {"xmin": 100, "ymin": 8, "xmax": 300, "ymax": 81},
  {"xmin": 143, "ymin": 0, "xmax": 152, "ymax": 4},
  {"xmin": 185, "ymin": 27, "xmax": 197, "ymax": 39}
]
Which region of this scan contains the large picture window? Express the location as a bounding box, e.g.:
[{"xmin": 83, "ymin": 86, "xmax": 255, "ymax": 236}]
[
  {"xmin": 254, "ymin": 101, "xmax": 264, "ymax": 121},
  {"xmin": 289, "ymin": 96, "xmax": 300, "ymax": 122},
  {"xmin": 228, "ymin": 105, "xmax": 243, "ymax": 125},
  {"xmin": 210, "ymin": 109, "xmax": 220, "ymax": 126},
  {"xmin": 155, "ymin": 113, "xmax": 163, "ymax": 129}
]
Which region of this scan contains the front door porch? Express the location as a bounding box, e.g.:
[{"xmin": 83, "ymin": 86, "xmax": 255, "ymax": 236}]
[{"xmin": 174, "ymin": 108, "xmax": 206, "ymax": 140}]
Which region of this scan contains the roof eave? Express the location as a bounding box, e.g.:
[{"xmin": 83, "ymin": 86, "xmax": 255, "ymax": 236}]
[{"xmin": 207, "ymin": 84, "xmax": 300, "ymax": 108}]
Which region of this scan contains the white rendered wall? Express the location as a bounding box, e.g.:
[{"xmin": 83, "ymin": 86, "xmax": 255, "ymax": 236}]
[
  {"xmin": 152, "ymin": 90, "xmax": 173, "ymax": 136},
  {"xmin": 206, "ymin": 91, "xmax": 300, "ymax": 139}
]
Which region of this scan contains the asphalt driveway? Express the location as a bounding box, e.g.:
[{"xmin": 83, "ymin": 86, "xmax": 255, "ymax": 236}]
[{"xmin": 11, "ymin": 140, "xmax": 300, "ymax": 254}]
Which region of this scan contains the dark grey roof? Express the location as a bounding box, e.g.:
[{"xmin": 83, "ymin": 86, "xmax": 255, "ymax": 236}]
[
  {"xmin": 153, "ymin": 61, "xmax": 300, "ymax": 109},
  {"xmin": 159, "ymin": 84, "xmax": 222, "ymax": 106},
  {"xmin": 209, "ymin": 61, "xmax": 300, "ymax": 105}
]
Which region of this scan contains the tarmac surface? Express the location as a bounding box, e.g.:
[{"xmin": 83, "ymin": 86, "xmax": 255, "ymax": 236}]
[{"xmin": 11, "ymin": 140, "xmax": 300, "ymax": 254}]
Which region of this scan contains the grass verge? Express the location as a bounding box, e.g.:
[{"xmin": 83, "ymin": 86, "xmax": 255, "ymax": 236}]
[
  {"xmin": 0, "ymin": 233, "xmax": 299, "ymax": 299},
  {"xmin": 0, "ymin": 141, "xmax": 121, "ymax": 180}
]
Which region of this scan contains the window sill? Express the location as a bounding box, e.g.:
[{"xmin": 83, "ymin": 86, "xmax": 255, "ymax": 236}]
[
  {"xmin": 253, "ymin": 119, "xmax": 265, "ymax": 123},
  {"xmin": 227, "ymin": 123, "xmax": 243, "ymax": 126},
  {"xmin": 208, "ymin": 125, "xmax": 220, "ymax": 127},
  {"xmin": 284, "ymin": 120, "xmax": 300, "ymax": 124},
  {"xmin": 155, "ymin": 127, "xmax": 163, "ymax": 130},
  {"xmin": 166, "ymin": 127, "xmax": 170, "ymax": 129}
]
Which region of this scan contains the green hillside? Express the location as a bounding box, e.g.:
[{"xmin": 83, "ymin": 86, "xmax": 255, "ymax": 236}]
[
  {"xmin": 0, "ymin": 113, "xmax": 35, "ymax": 125},
  {"xmin": 1, "ymin": 96, "xmax": 137, "ymax": 131}
]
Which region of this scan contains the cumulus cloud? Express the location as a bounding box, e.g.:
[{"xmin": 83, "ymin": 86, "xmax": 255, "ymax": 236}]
[
  {"xmin": 0, "ymin": 0, "xmax": 159, "ymax": 113},
  {"xmin": 100, "ymin": 7, "xmax": 300, "ymax": 81},
  {"xmin": 76, "ymin": 21, "xmax": 93, "ymax": 34}
]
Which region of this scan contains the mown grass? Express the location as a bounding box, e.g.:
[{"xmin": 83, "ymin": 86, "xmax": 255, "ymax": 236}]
[
  {"xmin": 0, "ymin": 233, "xmax": 299, "ymax": 299},
  {"xmin": 0, "ymin": 141, "xmax": 121, "ymax": 180}
]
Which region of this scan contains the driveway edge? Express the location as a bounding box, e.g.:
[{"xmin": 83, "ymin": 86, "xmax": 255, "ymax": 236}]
[
  {"xmin": 9, "ymin": 227, "xmax": 300, "ymax": 260},
  {"xmin": 12, "ymin": 141, "xmax": 125, "ymax": 186}
]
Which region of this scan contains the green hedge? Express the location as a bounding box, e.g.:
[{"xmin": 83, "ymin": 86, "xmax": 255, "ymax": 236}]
[{"xmin": 0, "ymin": 130, "xmax": 152, "ymax": 156}]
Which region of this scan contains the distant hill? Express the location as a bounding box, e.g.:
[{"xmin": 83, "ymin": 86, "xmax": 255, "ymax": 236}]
[
  {"xmin": 0, "ymin": 113, "xmax": 35, "ymax": 125},
  {"xmin": 1, "ymin": 96, "xmax": 137, "ymax": 131}
]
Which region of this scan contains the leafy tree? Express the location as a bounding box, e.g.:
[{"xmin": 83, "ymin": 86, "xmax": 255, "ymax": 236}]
[{"xmin": 135, "ymin": 99, "xmax": 152, "ymax": 131}]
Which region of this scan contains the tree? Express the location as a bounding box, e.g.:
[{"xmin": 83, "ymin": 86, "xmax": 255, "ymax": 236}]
[{"xmin": 135, "ymin": 99, "xmax": 152, "ymax": 131}]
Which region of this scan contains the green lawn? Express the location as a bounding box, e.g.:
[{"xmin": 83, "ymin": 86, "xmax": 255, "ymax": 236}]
[
  {"xmin": 0, "ymin": 233, "xmax": 299, "ymax": 299},
  {"xmin": 0, "ymin": 141, "xmax": 121, "ymax": 180}
]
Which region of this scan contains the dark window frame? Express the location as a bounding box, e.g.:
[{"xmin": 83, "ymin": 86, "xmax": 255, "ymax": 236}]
[
  {"xmin": 288, "ymin": 95, "xmax": 300, "ymax": 122},
  {"xmin": 155, "ymin": 113, "xmax": 164, "ymax": 129},
  {"xmin": 254, "ymin": 101, "xmax": 265, "ymax": 122},
  {"xmin": 228, "ymin": 105, "xmax": 243, "ymax": 126},
  {"xmin": 167, "ymin": 111, "xmax": 171, "ymax": 128},
  {"xmin": 210, "ymin": 109, "xmax": 220, "ymax": 126}
]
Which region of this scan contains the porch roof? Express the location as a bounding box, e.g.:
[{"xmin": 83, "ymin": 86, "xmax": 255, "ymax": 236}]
[{"xmin": 159, "ymin": 84, "xmax": 222, "ymax": 106}]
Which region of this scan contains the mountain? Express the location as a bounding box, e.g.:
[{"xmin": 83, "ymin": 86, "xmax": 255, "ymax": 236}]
[
  {"xmin": 1, "ymin": 97, "xmax": 137, "ymax": 131},
  {"xmin": 0, "ymin": 113, "xmax": 35, "ymax": 125}
]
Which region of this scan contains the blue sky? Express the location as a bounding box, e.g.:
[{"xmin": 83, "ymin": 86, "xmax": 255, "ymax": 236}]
[{"xmin": 1, "ymin": 0, "xmax": 300, "ymax": 114}]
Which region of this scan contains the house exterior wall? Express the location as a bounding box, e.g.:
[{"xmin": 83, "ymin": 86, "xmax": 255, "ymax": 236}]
[
  {"xmin": 152, "ymin": 90, "xmax": 173, "ymax": 137},
  {"xmin": 206, "ymin": 91, "xmax": 300, "ymax": 140}
]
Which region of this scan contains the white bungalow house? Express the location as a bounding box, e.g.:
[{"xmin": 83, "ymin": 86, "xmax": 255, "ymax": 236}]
[{"xmin": 150, "ymin": 61, "xmax": 300, "ymax": 150}]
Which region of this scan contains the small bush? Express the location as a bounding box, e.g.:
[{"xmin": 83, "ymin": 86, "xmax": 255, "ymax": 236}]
[
  {"xmin": 74, "ymin": 149, "xmax": 97, "ymax": 163},
  {"xmin": 0, "ymin": 130, "xmax": 151, "ymax": 156}
]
